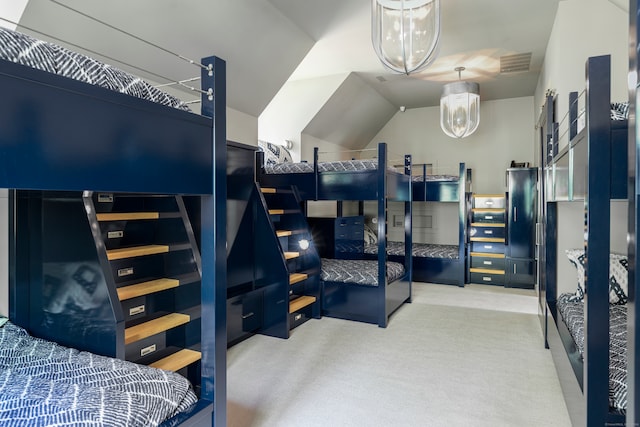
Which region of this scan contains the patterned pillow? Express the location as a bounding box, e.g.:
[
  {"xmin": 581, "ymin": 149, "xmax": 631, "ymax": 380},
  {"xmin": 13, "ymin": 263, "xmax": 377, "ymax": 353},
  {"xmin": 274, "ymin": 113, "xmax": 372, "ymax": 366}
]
[
  {"xmin": 565, "ymin": 249, "xmax": 628, "ymax": 304},
  {"xmin": 258, "ymin": 140, "xmax": 293, "ymax": 167},
  {"xmin": 364, "ymin": 225, "xmax": 378, "ymax": 244}
]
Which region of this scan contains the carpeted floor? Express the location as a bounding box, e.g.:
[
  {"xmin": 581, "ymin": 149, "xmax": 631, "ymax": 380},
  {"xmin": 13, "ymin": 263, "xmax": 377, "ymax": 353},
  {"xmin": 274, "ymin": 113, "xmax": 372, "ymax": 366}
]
[{"xmin": 227, "ymin": 283, "xmax": 571, "ymax": 427}]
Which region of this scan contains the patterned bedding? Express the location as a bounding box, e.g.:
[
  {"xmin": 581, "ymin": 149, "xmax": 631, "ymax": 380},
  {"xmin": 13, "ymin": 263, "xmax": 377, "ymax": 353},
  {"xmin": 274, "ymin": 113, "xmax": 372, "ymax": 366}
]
[
  {"xmin": 265, "ymin": 160, "xmax": 401, "ymax": 174},
  {"xmin": 411, "ymin": 174, "xmax": 459, "ymax": 182},
  {"xmin": 364, "ymin": 241, "xmax": 459, "ymax": 259},
  {"xmin": 0, "ymin": 26, "xmax": 190, "ymax": 111},
  {"xmin": 0, "ymin": 321, "xmax": 198, "ymax": 426},
  {"xmin": 320, "ymin": 258, "xmax": 405, "ymax": 286},
  {"xmin": 556, "ymin": 294, "xmax": 627, "ymax": 412}
]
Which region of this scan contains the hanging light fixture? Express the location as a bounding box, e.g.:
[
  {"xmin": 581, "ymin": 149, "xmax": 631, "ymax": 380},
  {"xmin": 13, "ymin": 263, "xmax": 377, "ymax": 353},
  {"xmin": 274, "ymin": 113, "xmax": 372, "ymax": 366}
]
[
  {"xmin": 440, "ymin": 67, "xmax": 480, "ymax": 138},
  {"xmin": 371, "ymin": 0, "xmax": 441, "ymax": 75}
]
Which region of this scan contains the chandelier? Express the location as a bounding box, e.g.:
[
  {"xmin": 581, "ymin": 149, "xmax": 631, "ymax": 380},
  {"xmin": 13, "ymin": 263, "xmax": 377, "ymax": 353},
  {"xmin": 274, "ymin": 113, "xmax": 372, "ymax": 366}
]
[
  {"xmin": 371, "ymin": 0, "xmax": 440, "ymax": 74},
  {"xmin": 440, "ymin": 67, "xmax": 480, "ymax": 138}
]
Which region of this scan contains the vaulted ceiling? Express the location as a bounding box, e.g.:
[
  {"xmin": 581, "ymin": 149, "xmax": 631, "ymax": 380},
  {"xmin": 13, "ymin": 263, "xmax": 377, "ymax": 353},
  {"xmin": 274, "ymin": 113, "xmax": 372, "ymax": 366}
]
[{"xmin": 10, "ymin": 0, "xmax": 561, "ymax": 147}]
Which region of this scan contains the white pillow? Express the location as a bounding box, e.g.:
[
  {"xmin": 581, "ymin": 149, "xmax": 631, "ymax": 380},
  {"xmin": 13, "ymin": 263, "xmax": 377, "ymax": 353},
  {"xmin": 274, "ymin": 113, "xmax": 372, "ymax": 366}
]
[
  {"xmin": 565, "ymin": 249, "xmax": 628, "ymax": 304},
  {"xmin": 258, "ymin": 140, "xmax": 293, "ymax": 166}
]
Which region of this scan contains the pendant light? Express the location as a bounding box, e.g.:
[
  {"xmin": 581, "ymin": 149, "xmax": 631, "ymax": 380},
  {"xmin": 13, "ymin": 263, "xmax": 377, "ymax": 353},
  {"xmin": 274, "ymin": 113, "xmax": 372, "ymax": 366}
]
[
  {"xmin": 371, "ymin": 0, "xmax": 440, "ymax": 74},
  {"xmin": 440, "ymin": 67, "xmax": 480, "ymax": 138}
]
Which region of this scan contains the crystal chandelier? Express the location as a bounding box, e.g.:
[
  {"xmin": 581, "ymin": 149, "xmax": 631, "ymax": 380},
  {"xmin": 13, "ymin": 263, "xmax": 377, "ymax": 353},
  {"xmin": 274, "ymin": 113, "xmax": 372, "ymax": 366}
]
[{"xmin": 440, "ymin": 67, "xmax": 480, "ymax": 138}]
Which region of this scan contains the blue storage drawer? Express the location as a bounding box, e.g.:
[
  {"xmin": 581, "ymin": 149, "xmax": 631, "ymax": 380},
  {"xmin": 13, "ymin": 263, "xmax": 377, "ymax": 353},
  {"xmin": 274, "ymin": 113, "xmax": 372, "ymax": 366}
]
[
  {"xmin": 471, "ymin": 209, "xmax": 505, "ymax": 223},
  {"xmin": 469, "ymin": 224, "xmax": 505, "ymax": 239},
  {"xmin": 470, "ymin": 241, "xmax": 505, "ymax": 254},
  {"xmin": 470, "ymin": 254, "xmax": 505, "ymax": 270}
]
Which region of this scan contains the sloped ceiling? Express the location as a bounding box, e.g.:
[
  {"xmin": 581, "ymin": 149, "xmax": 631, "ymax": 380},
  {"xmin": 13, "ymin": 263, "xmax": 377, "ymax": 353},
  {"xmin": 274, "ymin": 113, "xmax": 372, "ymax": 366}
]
[{"xmin": 9, "ymin": 0, "xmax": 561, "ymax": 148}]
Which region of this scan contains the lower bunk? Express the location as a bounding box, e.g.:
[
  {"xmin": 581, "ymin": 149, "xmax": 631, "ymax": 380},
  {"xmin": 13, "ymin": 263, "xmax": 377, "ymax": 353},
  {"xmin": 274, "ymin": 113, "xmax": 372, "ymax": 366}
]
[
  {"xmin": 364, "ymin": 241, "xmax": 464, "ymax": 286},
  {"xmin": 320, "ymin": 258, "xmax": 410, "ymax": 327},
  {"xmin": 0, "ymin": 319, "xmax": 208, "ymax": 427}
]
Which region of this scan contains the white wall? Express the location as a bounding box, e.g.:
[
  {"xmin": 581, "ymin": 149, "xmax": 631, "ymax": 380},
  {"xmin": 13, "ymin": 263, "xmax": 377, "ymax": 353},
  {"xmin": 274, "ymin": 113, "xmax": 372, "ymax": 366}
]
[
  {"xmin": 227, "ymin": 107, "xmax": 258, "ymax": 147},
  {"xmin": 366, "ymin": 96, "xmax": 535, "ymax": 194}
]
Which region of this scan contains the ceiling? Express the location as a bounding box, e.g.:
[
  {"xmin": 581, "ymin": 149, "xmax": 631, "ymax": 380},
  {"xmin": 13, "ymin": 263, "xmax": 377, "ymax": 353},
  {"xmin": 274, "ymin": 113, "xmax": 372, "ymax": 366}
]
[{"xmin": 10, "ymin": 0, "xmax": 561, "ymax": 146}]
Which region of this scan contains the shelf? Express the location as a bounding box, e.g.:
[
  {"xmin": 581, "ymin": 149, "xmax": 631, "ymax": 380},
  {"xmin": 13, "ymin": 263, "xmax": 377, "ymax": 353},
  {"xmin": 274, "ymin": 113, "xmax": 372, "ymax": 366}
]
[
  {"xmin": 96, "ymin": 212, "xmax": 160, "ymax": 221},
  {"xmin": 289, "ymin": 295, "xmax": 317, "ymax": 313},
  {"xmin": 107, "ymin": 244, "xmax": 169, "ymax": 260},
  {"xmin": 289, "ymin": 273, "xmax": 308, "ymax": 285},
  {"xmin": 125, "ymin": 313, "xmax": 190, "ymax": 345},
  {"xmin": 117, "ymin": 278, "xmax": 180, "ymax": 301},
  {"xmin": 284, "ymin": 252, "xmax": 300, "ymax": 260},
  {"xmin": 149, "ymin": 349, "xmax": 201, "ymax": 372}
]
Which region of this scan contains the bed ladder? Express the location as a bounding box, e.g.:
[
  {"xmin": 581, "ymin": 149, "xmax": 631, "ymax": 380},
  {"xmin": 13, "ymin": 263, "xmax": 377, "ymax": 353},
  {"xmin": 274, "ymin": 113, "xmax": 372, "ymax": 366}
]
[{"xmin": 253, "ymin": 184, "xmax": 321, "ymax": 338}]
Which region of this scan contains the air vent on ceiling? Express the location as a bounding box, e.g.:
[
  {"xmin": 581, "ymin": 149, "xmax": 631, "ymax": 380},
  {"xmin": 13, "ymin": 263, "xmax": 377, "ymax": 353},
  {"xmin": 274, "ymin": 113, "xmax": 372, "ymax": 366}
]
[{"xmin": 500, "ymin": 53, "xmax": 531, "ymax": 73}]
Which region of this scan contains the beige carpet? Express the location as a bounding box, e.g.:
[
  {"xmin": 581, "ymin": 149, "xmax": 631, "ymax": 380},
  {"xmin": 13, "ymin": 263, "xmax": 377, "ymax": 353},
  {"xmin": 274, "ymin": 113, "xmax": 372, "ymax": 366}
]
[{"xmin": 227, "ymin": 283, "xmax": 571, "ymax": 427}]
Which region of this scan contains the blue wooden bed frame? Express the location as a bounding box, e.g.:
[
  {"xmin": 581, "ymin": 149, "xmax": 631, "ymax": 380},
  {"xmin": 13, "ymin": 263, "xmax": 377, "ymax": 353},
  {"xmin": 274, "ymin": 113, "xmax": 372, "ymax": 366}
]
[
  {"xmin": 0, "ymin": 53, "xmax": 227, "ymax": 426},
  {"xmin": 404, "ymin": 162, "xmax": 467, "ymax": 286},
  {"xmin": 257, "ymin": 143, "xmax": 412, "ymax": 328},
  {"xmin": 543, "ymin": 55, "xmax": 629, "ymax": 426}
]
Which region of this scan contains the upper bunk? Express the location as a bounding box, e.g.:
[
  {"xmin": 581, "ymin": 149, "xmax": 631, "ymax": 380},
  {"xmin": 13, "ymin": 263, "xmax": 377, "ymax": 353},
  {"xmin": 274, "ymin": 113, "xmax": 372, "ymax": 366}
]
[
  {"xmin": 0, "ymin": 26, "xmax": 227, "ymax": 426},
  {"xmin": 256, "ymin": 142, "xmax": 412, "ymax": 202},
  {"xmin": 411, "ymin": 162, "xmax": 470, "ymax": 202}
]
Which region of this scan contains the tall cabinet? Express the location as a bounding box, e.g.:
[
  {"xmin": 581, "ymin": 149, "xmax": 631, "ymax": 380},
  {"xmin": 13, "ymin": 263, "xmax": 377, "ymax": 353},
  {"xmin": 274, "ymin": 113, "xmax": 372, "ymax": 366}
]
[{"xmin": 505, "ymin": 167, "xmax": 537, "ymax": 289}]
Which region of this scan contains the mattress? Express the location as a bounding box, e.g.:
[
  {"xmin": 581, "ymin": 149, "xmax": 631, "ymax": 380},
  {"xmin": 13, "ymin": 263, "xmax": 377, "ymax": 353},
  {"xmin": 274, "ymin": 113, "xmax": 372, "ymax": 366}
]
[
  {"xmin": 0, "ymin": 321, "xmax": 198, "ymax": 426},
  {"xmin": 320, "ymin": 258, "xmax": 405, "ymax": 286},
  {"xmin": 0, "ymin": 27, "xmax": 190, "ymax": 112},
  {"xmin": 364, "ymin": 241, "xmax": 459, "ymax": 259},
  {"xmin": 556, "ymin": 293, "xmax": 627, "ymax": 412},
  {"xmin": 265, "ymin": 160, "xmax": 401, "ymax": 174},
  {"xmin": 411, "ymin": 174, "xmax": 459, "ymax": 182}
]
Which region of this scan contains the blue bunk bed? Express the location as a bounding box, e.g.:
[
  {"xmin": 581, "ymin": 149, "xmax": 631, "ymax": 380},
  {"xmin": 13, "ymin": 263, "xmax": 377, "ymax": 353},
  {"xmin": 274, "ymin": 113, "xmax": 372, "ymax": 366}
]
[
  {"xmin": 257, "ymin": 143, "xmax": 412, "ymax": 328},
  {"xmin": 0, "ymin": 27, "xmax": 226, "ymax": 426},
  {"xmin": 365, "ymin": 162, "xmax": 468, "ymax": 286},
  {"xmin": 543, "ymin": 55, "xmax": 630, "ymax": 426}
]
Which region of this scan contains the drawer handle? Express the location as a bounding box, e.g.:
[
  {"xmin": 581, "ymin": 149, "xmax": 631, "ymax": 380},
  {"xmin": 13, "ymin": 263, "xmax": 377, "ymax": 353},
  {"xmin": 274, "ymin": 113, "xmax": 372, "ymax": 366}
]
[
  {"xmin": 118, "ymin": 267, "xmax": 134, "ymax": 277},
  {"xmin": 483, "ymin": 276, "xmax": 492, "ymax": 281},
  {"xmin": 140, "ymin": 344, "xmax": 157, "ymax": 357},
  {"xmin": 483, "ymin": 261, "xmax": 492, "ymax": 265},
  {"xmin": 108, "ymin": 230, "xmax": 123, "ymax": 239},
  {"xmin": 129, "ymin": 305, "xmax": 145, "ymax": 316},
  {"xmin": 484, "ymin": 245, "xmax": 493, "ymax": 249},
  {"xmin": 485, "ymin": 215, "xmax": 493, "ymax": 220},
  {"xmin": 486, "ymin": 201, "xmax": 494, "ymax": 205},
  {"xmin": 484, "ymin": 230, "xmax": 493, "ymax": 235},
  {"xmin": 242, "ymin": 312, "xmax": 255, "ymax": 319}
]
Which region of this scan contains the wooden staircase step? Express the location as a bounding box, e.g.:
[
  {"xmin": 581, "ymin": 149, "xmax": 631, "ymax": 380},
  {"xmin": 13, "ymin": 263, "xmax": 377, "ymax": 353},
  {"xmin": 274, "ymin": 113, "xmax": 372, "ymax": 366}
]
[
  {"xmin": 471, "ymin": 222, "xmax": 505, "ymax": 227},
  {"xmin": 469, "ymin": 267, "xmax": 505, "ymax": 275},
  {"xmin": 284, "ymin": 252, "xmax": 300, "ymax": 260},
  {"xmin": 276, "ymin": 230, "xmax": 293, "ymax": 237},
  {"xmin": 469, "ymin": 237, "xmax": 505, "ymax": 243},
  {"xmin": 289, "ymin": 273, "xmax": 308, "ymax": 285},
  {"xmin": 469, "ymin": 252, "xmax": 505, "ymax": 258},
  {"xmin": 96, "ymin": 212, "xmax": 160, "ymax": 221},
  {"xmin": 125, "ymin": 313, "xmax": 190, "ymax": 345},
  {"xmin": 107, "ymin": 244, "xmax": 169, "ymax": 260},
  {"xmin": 117, "ymin": 278, "xmax": 180, "ymax": 301},
  {"xmin": 261, "ymin": 188, "xmax": 277, "ymax": 194},
  {"xmin": 268, "ymin": 209, "xmax": 298, "ymax": 215},
  {"xmin": 149, "ymin": 349, "xmax": 201, "ymax": 372},
  {"xmin": 289, "ymin": 295, "xmax": 317, "ymax": 313}
]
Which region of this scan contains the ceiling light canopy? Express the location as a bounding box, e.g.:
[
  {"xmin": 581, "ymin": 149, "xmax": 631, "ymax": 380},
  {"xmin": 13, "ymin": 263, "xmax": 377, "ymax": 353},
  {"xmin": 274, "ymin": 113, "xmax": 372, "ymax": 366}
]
[
  {"xmin": 440, "ymin": 67, "xmax": 480, "ymax": 139},
  {"xmin": 371, "ymin": 0, "xmax": 440, "ymax": 75}
]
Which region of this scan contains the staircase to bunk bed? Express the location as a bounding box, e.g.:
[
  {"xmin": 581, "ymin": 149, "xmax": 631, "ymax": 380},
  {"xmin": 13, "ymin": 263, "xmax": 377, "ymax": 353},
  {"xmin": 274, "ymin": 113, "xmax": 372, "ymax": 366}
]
[
  {"xmin": 11, "ymin": 191, "xmax": 205, "ymax": 396},
  {"xmin": 253, "ymin": 184, "xmax": 322, "ymax": 338}
]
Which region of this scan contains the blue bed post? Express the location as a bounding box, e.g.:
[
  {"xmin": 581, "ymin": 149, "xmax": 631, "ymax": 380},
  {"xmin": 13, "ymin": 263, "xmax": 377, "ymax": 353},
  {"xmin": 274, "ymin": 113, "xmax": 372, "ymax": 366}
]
[
  {"xmin": 405, "ymin": 154, "xmax": 413, "ymax": 301},
  {"xmin": 377, "ymin": 142, "xmax": 388, "ymax": 327},
  {"xmin": 199, "ymin": 55, "xmax": 227, "ymax": 427},
  {"xmin": 458, "ymin": 162, "xmax": 466, "ymax": 287},
  {"xmin": 584, "ymin": 54, "xmax": 612, "ymax": 427},
  {"xmin": 628, "ymin": 2, "xmax": 639, "ymax": 423}
]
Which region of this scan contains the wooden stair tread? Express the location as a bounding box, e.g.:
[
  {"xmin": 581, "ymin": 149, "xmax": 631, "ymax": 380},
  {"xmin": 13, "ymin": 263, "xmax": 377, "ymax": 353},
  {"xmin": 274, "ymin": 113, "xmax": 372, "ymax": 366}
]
[
  {"xmin": 470, "ymin": 237, "xmax": 505, "ymax": 243},
  {"xmin": 107, "ymin": 244, "xmax": 169, "ymax": 260},
  {"xmin": 470, "ymin": 267, "xmax": 505, "ymax": 275},
  {"xmin": 149, "ymin": 349, "xmax": 201, "ymax": 372},
  {"xmin": 284, "ymin": 252, "xmax": 300, "ymax": 260},
  {"xmin": 261, "ymin": 188, "xmax": 277, "ymax": 194},
  {"xmin": 125, "ymin": 313, "xmax": 190, "ymax": 345},
  {"xmin": 268, "ymin": 209, "xmax": 297, "ymax": 215},
  {"xmin": 471, "ymin": 208, "xmax": 505, "ymax": 213},
  {"xmin": 289, "ymin": 273, "xmax": 308, "ymax": 285},
  {"xmin": 117, "ymin": 278, "xmax": 180, "ymax": 301},
  {"xmin": 96, "ymin": 212, "xmax": 160, "ymax": 221},
  {"xmin": 471, "ymin": 222, "xmax": 505, "ymax": 227},
  {"xmin": 289, "ymin": 295, "xmax": 317, "ymax": 313},
  {"xmin": 470, "ymin": 252, "xmax": 505, "ymax": 258},
  {"xmin": 473, "ymin": 194, "xmax": 505, "ymax": 198},
  {"xmin": 276, "ymin": 230, "xmax": 293, "ymax": 237}
]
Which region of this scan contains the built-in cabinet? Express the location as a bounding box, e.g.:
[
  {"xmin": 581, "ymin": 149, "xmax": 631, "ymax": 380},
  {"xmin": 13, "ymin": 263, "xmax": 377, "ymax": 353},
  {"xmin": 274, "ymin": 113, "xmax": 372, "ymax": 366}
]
[
  {"xmin": 307, "ymin": 216, "xmax": 365, "ymax": 259},
  {"xmin": 467, "ymin": 168, "xmax": 537, "ymax": 289},
  {"xmin": 505, "ymin": 168, "xmax": 537, "ymax": 289}
]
